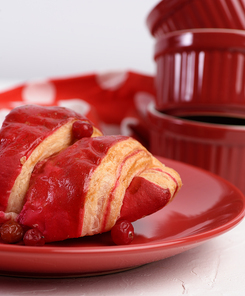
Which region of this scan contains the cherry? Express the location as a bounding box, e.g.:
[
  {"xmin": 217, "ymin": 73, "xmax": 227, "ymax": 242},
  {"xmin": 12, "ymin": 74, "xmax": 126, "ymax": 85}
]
[
  {"xmin": 23, "ymin": 228, "xmax": 45, "ymax": 246},
  {"xmin": 72, "ymin": 120, "xmax": 93, "ymax": 140},
  {"xmin": 111, "ymin": 220, "xmax": 134, "ymax": 245},
  {"xmin": 0, "ymin": 221, "xmax": 24, "ymax": 243}
]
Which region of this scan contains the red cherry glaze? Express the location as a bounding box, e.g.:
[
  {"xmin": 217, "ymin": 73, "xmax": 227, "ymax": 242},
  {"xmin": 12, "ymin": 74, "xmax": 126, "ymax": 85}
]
[
  {"xmin": 0, "ymin": 220, "xmax": 24, "ymax": 243},
  {"xmin": 23, "ymin": 228, "xmax": 45, "ymax": 246},
  {"xmin": 72, "ymin": 120, "xmax": 93, "ymax": 139},
  {"xmin": 119, "ymin": 175, "xmax": 171, "ymax": 222},
  {"xmin": 111, "ymin": 220, "xmax": 134, "ymax": 245}
]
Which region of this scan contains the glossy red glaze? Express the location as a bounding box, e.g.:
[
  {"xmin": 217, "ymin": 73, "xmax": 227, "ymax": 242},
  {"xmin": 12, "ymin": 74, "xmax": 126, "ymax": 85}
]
[
  {"xmin": 153, "ymin": 29, "xmax": 245, "ymax": 111},
  {"xmin": 0, "ymin": 105, "xmax": 89, "ymax": 213},
  {"xmin": 18, "ymin": 136, "xmax": 126, "ymax": 242},
  {"xmin": 120, "ymin": 175, "xmax": 171, "ymax": 222},
  {"xmin": 0, "ymin": 157, "xmax": 244, "ymax": 277},
  {"xmin": 147, "ymin": 102, "xmax": 245, "ymax": 195},
  {"xmin": 146, "ymin": 0, "xmax": 245, "ymax": 37}
]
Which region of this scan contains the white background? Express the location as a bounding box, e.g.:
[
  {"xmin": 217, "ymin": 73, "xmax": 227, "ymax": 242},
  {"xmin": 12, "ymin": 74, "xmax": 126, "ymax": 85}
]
[{"xmin": 0, "ymin": 0, "xmax": 158, "ymax": 81}]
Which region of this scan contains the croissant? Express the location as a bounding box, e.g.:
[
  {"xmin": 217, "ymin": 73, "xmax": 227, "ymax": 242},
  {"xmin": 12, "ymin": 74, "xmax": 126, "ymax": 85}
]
[
  {"xmin": 0, "ymin": 105, "xmax": 102, "ymax": 223},
  {"xmin": 0, "ymin": 105, "xmax": 182, "ymax": 244},
  {"xmin": 18, "ymin": 135, "xmax": 181, "ymax": 242}
]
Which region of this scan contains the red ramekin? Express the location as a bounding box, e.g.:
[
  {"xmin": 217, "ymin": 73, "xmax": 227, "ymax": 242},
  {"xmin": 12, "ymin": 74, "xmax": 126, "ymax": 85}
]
[
  {"xmin": 154, "ymin": 28, "xmax": 245, "ymax": 111},
  {"xmin": 146, "ymin": 0, "xmax": 245, "ymax": 38},
  {"xmin": 147, "ymin": 102, "xmax": 245, "ymax": 195}
]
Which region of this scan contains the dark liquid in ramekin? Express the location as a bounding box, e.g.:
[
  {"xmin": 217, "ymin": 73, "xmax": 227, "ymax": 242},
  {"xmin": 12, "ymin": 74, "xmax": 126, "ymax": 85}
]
[{"xmin": 179, "ymin": 115, "xmax": 245, "ymax": 126}]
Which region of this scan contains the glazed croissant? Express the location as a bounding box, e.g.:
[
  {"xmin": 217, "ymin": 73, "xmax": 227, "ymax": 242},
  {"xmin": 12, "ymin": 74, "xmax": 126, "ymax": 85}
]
[{"xmin": 0, "ymin": 105, "xmax": 182, "ymax": 243}]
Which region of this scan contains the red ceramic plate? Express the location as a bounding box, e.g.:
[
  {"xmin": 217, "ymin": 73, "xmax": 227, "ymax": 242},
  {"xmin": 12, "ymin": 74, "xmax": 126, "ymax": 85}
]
[{"xmin": 0, "ymin": 157, "xmax": 244, "ymax": 278}]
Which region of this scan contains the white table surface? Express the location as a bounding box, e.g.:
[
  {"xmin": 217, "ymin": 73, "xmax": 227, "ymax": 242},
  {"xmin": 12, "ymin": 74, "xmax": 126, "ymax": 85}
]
[{"xmin": 0, "ymin": 82, "xmax": 245, "ymax": 296}]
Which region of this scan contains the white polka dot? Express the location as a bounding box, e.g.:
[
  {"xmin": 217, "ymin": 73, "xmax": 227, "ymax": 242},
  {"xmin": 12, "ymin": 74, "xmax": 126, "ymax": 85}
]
[
  {"xmin": 120, "ymin": 117, "xmax": 140, "ymax": 137},
  {"xmin": 134, "ymin": 92, "xmax": 154, "ymax": 117},
  {"xmin": 58, "ymin": 99, "xmax": 91, "ymax": 116},
  {"xmin": 22, "ymin": 81, "xmax": 56, "ymax": 104},
  {"xmin": 0, "ymin": 108, "xmax": 11, "ymax": 126},
  {"xmin": 96, "ymin": 71, "xmax": 128, "ymax": 90}
]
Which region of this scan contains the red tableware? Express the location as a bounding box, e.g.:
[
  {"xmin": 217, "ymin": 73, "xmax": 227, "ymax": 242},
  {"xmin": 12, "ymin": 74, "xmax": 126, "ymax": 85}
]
[
  {"xmin": 153, "ymin": 29, "xmax": 245, "ymax": 111},
  {"xmin": 147, "ymin": 102, "xmax": 245, "ymax": 195},
  {"xmin": 146, "ymin": 0, "xmax": 245, "ymax": 38},
  {"xmin": 0, "ymin": 157, "xmax": 244, "ymax": 277}
]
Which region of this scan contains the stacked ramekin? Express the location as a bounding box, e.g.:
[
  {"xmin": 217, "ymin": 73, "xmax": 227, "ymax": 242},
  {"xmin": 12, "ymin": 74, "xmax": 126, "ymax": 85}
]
[{"xmin": 145, "ymin": 0, "xmax": 245, "ymax": 194}]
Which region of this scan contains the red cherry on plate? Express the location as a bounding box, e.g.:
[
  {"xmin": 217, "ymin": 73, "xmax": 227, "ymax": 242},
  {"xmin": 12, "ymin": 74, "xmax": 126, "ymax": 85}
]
[
  {"xmin": 72, "ymin": 120, "xmax": 93, "ymax": 140},
  {"xmin": 23, "ymin": 228, "xmax": 45, "ymax": 246},
  {"xmin": 111, "ymin": 220, "xmax": 134, "ymax": 245},
  {"xmin": 0, "ymin": 221, "xmax": 24, "ymax": 244}
]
